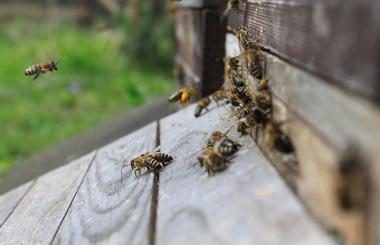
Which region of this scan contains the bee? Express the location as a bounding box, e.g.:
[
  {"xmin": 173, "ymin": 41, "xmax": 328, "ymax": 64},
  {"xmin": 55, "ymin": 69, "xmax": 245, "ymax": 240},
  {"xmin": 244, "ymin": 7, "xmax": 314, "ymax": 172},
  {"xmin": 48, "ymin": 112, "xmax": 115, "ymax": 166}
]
[
  {"xmin": 222, "ymin": 0, "xmax": 243, "ymax": 18},
  {"xmin": 230, "ymin": 71, "xmax": 246, "ymax": 88},
  {"xmin": 211, "ymin": 89, "xmax": 228, "ymax": 105},
  {"xmin": 206, "ymin": 131, "xmax": 229, "ymax": 148},
  {"xmin": 241, "ymin": 46, "xmax": 263, "ymax": 79},
  {"xmin": 168, "ymin": 85, "xmax": 197, "ymax": 104},
  {"xmin": 25, "ymin": 60, "xmax": 59, "ymax": 80},
  {"xmin": 232, "ymin": 86, "xmax": 253, "ymax": 106},
  {"xmin": 226, "ymin": 90, "xmax": 243, "ymax": 107},
  {"xmin": 213, "ymin": 137, "xmax": 242, "ymax": 157},
  {"xmin": 237, "ymin": 105, "xmax": 269, "ymax": 138},
  {"xmin": 264, "ymin": 122, "xmax": 294, "ymax": 154},
  {"xmin": 235, "ymin": 27, "xmax": 256, "ymax": 51},
  {"xmin": 130, "ymin": 147, "xmax": 173, "ymax": 177},
  {"xmin": 254, "ymin": 79, "xmax": 272, "ymax": 112},
  {"xmin": 194, "ymin": 97, "xmax": 211, "ymax": 117},
  {"xmin": 198, "ymin": 147, "xmax": 229, "ymax": 176}
]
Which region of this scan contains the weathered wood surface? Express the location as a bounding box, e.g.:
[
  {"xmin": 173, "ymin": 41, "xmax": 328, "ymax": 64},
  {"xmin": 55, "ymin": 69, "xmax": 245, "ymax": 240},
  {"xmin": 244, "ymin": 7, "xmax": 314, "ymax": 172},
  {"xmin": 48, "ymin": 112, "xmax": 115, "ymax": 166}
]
[
  {"xmin": 0, "ymin": 181, "xmax": 34, "ymax": 227},
  {"xmin": 0, "ymin": 152, "xmax": 96, "ymax": 244},
  {"xmin": 156, "ymin": 104, "xmax": 333, "ymax": 245},
  {"xmin": 176, "ymin": 9, "xmax": 226, "ymax": 97},
  {"xmin": 226, "ymin": 33, "xmax": 380, "ymax": 245},
  {"xmin": 52, "ymin": 123, "xmax": 157, "ymax": 245},
  {"xmin": 230, "ymin": 0, "xmax": 380, "ymax": 103}
]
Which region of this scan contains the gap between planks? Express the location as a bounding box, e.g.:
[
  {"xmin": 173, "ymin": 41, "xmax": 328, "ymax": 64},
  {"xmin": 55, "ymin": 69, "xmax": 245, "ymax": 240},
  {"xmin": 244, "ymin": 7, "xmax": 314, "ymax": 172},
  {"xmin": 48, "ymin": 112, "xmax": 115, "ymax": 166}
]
[
  {"xmin": 0, "ymin": 180, "xmax": 36, "ymax": 229},
  {"xmin": 49, "ymin": 150, "xmax": 98, "ymax": 244},
  {"xmin": 148, "ymin": 121, "xmax": 161, "ymax": 245}
]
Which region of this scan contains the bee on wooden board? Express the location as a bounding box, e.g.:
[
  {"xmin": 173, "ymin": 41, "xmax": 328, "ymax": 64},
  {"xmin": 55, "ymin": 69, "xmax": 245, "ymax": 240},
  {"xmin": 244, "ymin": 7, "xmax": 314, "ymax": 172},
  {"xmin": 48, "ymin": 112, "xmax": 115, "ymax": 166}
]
[
  {"xmin": 168, "ymin": 85, "xmax": 197, "ymax": 105},
  {"xmin": 206, "ymin": 130, "xmax": 231, "ymax": 148},
  {"xmin": 25, "ymin": 60, "xmax": 59, "ymax": 80},
  {"xmin": 236, "ymin": 104, "xmax": 270, "ymax": 138},
  {"xmin": 194, "ymin": 97, "xmax": 211, "ymax": 117},
  {"xmin": 198, "ymin": 147, "xmax": 230, "ymax": 176},
  {"xmin": 211, "ymin": 88, "xmax": 228, "ymax": 105},
  {"xmin": 130, "ymin": 147, "xmax": 173, "ymax": 177},
  {"xmin": 213, "ymin": 137, "xmax": 242, "ymax": 158}
]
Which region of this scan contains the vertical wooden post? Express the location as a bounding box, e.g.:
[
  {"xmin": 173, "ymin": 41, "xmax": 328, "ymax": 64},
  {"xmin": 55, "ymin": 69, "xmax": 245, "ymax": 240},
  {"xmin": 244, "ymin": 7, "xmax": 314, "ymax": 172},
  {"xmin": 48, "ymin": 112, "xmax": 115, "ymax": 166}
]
[{"xmin": 175, "ymin": 2, "xmax": 226, "ymax": 97}]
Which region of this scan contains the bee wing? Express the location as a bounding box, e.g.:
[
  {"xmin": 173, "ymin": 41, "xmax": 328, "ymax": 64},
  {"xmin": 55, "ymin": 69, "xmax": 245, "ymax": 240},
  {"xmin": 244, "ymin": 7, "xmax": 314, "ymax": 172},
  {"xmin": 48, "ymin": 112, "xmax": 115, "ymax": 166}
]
[
  {"xmin": 168, "ymin": 90, "xmax": 183, "ymax": 103},
  {"xmin": 152, "ymin": 146, "xmax": 161, "ymax": 154}
]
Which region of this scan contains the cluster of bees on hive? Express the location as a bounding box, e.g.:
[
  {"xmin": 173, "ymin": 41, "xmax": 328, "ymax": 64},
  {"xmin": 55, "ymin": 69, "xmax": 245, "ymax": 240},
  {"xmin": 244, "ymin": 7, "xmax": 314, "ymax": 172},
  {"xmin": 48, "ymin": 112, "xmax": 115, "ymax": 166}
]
[{"xmin": 164, "ymin": 27, "xmax": 295, "ymax": 176}]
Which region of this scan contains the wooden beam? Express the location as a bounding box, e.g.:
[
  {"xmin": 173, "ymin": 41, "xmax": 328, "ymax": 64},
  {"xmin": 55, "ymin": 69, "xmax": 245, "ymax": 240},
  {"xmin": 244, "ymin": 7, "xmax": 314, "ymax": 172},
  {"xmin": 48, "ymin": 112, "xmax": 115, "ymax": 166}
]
[
  {"xmin": 51, "ymin": 123, "xmax": 157, "ymax": 244},
  {"xmin": 0, "ymin": 152, "xmax": 96, "ymax": 244},
  {"xmin": 226, "ymin": 33, "xmax": 380, "ymax": 245},
  {"xmin": 229, "ymin": 0, "xmax": 380, "ymax": 103},
  {"xmin": 156, "ymin": 105, "xmax": 332, "ymax": 245}
]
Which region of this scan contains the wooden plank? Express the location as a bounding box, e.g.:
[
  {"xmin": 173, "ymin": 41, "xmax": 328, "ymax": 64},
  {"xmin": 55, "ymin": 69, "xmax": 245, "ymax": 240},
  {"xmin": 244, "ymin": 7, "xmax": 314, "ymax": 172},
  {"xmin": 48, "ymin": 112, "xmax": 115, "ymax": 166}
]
[
  {"xmin": 156, "ymin": 104, "xmax": 333, "ymax": 245},
  {"xmin": 0, "ymin": 181, "xmax": 34, "ymax": 227},
  {"xmin": 0, "ymin": 152, "xmax": 96, "ymax": 244},
  {"xmin": 176, "ymin": 9, "xmax": 226, "ymax": 97},
  {"xmin": 226, "ymin": 33, "xmax": 380, "ymax": 245},
  {"xmin": 230, "ymin": 0, "xmax": 380, "ymax": 103},
  {"xmin": 52, "ymin": 123, "xmax": 157, "ymax": 244}
]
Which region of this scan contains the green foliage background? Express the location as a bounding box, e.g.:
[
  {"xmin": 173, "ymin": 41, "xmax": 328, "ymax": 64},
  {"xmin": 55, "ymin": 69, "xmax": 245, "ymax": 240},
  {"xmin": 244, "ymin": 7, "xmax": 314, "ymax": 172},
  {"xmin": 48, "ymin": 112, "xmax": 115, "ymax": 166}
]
[{"xmin": 0, "ymin": 2, "xmax": 175, "ymax": 175}]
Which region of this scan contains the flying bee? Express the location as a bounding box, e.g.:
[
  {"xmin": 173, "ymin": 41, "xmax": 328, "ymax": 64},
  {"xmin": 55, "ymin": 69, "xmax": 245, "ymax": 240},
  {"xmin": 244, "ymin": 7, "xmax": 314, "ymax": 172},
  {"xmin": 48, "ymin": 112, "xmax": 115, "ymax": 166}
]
[
  {"xmin": 198, "ymin": 148, "xmax": 229, "ymax": 176},
  {"xmin": 168, "ymin": 85, "xmax": 197, "ymax": 104},
  {"xmin": 130, "ymin": 147, "xmax": 173, "ymax": 177},
  {"xmin": 211, "ymin": 89, "xmax": 228, "ymax": 105},
  {"xmin": 25, "ymin": 60, "xmax": 59, "ymax": 80},
  {"xmin": 264, "ymin": 122, "xmax": 294, "ymax": 154},
  {"xmin": 213, "ymin": 137, "xmax": 242, "ymax": 158},
  {"xmin": 241, "ymin": 46, "xmax": 263, "ymax": 79},
  {"xmin": 194, "ymin": 97, "xmax": 211, "ymax": 117}
]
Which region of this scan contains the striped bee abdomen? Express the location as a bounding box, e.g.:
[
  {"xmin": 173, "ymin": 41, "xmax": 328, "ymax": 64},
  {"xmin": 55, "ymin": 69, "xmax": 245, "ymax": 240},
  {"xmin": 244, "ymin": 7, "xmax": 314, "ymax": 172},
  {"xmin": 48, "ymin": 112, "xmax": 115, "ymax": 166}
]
[
  {"xmin": 151, "ymin": 153, "xmax": 173, "ymax": 163},
  {"xmin": 25, "ymin": 65, "xmax": 39, "ymax": 76},
  {"xmin": 194, "ymin": 105, "xmax": 204, "ymax": 117},
  {"xmin": 145, "ymin": 157, "xmax": 165, "ymax": 170},
  {"xmin": 215, "ymin": 138, "xmax": 241, "ymax": 157}
]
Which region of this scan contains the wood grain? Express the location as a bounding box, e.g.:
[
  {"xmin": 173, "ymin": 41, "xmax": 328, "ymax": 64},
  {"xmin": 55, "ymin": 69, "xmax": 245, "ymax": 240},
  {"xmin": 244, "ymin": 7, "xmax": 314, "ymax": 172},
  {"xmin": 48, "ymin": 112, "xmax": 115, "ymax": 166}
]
[
  {"xmin": 156, "ymin": 104, "xmax": 333, "ymax": 245},
  {"xmin": 52, "ymin": 123, "xmax": 157, "ymax": 245},
  {"xmin": 226, "ymin": 33, "xmax": 380, "ymax": 245},
  {"xmin": 0, "ymin": 181, "xmax": 34, "ymax": 227},
  {"xmin": 230, "ymin": 0, "xmax": 380, "ymax": 102},
  {"xmin": 0, "ymin": 151, "xmax": 96, "ymax": 244}
]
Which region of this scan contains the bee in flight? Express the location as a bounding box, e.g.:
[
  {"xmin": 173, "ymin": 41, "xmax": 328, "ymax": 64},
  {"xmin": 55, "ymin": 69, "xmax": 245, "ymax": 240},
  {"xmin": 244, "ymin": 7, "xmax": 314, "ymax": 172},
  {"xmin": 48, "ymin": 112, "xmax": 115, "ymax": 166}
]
[
  {"xmin": 168, "ymin": 85, "xmax": 197, "ymax": 105},
  {"xmin": 25, "ymin": 60, "xmax": 59, "ymax": 80}
]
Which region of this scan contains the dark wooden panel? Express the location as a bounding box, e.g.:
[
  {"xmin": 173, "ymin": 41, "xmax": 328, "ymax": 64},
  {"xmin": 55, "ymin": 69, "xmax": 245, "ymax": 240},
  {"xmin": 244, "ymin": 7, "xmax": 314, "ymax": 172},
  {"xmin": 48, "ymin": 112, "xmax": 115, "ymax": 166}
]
[
  {"xmin": 176, "ymin": 9, "xmax": 226, "ymax": 97},
  {"xmin": 229, "ymin": 0, "xmax": 380, "ymax": 103}
]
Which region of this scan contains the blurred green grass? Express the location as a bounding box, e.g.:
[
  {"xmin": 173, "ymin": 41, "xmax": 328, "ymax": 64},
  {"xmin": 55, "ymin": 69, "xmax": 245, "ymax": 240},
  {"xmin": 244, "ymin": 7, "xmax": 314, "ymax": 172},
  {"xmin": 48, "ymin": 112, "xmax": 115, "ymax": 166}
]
[{"xmin": 0, "ymin": 17, "xmax": 173, "ymax": 175}]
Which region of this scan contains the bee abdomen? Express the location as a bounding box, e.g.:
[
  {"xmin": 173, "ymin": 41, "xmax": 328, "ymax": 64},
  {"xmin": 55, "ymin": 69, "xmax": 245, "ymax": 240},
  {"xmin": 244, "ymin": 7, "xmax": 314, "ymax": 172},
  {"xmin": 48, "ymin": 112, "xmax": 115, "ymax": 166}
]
[
  {"xmin": 153, "ymin": 153, "xmax": 173, "ymax": 163},
  {"xmin": 194, "ymin": 105, "xmax": 204, "ymax": 117},
  {"xmin": 215, "ymin": 138, "xmax": 241, "ymax": 157},
  {"xmin": 25, "ymin": 65, "xmax": 38, "ymax": 75},
  {"xmin": 168, "ymin": 90, "xmax": 182, "ymax": 103},
  {"xmin": 145, "ymin": 157, "xmax": 165, "ymax": 170}
]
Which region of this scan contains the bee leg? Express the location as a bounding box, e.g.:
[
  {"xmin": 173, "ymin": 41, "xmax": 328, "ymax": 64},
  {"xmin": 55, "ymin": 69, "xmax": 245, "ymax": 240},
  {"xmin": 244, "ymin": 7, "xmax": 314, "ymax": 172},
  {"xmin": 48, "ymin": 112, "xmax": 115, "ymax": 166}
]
[
  {"xmin": 33, "ymin": 72, "xmax": 40, "ymax": 80},
  {"xmin": 134, "ymin": 169, "xmax": 141, "ymax": 177}
]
